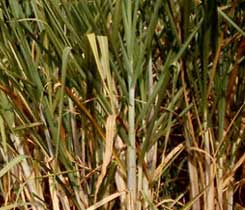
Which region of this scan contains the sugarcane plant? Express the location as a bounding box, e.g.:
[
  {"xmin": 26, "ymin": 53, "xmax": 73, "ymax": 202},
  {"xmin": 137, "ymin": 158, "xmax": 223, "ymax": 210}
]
[{"xmin": 0, "ymin": 0, "xmax": 244, "ymax": 210}]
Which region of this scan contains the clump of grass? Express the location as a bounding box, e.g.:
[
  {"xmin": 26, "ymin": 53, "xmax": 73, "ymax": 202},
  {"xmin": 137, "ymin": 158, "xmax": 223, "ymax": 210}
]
[{"xmin": 0, "ymin": 0, "xmax": 244, "ymax": 210}]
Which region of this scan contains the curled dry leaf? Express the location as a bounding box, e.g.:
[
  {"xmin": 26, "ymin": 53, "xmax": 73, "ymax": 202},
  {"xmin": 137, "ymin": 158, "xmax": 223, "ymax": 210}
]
[{"xmin": 94, "ymin": 114, "xmax": 117, "ymax": 202}]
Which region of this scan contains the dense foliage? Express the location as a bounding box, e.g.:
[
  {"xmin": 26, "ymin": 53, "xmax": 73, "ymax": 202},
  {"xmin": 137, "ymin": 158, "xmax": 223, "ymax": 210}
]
[{"xmin": 0, "ymin": 1, "xmax": 244, "ymax": 210}]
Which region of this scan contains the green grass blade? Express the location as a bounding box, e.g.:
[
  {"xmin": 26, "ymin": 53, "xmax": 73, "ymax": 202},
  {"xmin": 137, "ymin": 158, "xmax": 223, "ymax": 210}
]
[
  {"xmin": 218, "ymin": 8, "xmax": 245, "ymax": 36},
  {"xmin": 0, "ymin": 155, "xmax": 26, "ymax": 178},
  {"xmin": 55, "ymin": 46, "xmax": 71, "ymax": 160}
]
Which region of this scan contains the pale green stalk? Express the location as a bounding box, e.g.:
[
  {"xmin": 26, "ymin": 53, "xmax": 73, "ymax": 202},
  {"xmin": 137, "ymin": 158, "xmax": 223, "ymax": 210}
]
[
  {"xmin": 122, "ymin": 1, "xmax": 138, "ymax": 209},
  {"xmin": 127, "ymin": 73, "xmax": 137, "ymax": 210}
]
